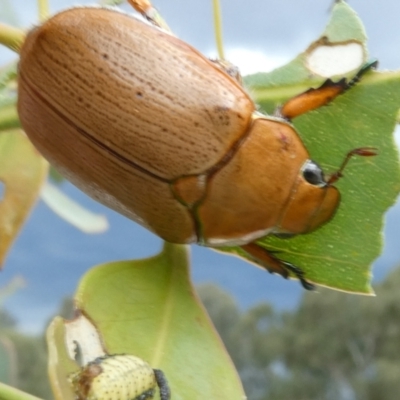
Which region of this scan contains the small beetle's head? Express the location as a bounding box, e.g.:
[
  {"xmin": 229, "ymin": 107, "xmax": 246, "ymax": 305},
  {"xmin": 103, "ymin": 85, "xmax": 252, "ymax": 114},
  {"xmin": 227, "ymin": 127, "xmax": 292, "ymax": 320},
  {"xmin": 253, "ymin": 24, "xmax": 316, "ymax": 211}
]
[{"xmin": 276, "ymin": 160, "xmax": 340, "ymax": 235}]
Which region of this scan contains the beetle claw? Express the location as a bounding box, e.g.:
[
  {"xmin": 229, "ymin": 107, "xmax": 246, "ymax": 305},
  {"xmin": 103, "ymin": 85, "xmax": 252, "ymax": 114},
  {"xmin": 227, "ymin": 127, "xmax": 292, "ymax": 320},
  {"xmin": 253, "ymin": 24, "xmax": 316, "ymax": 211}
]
[
  {"xmin": 281, "ymin": 261, "xmax": 316, "ymax": 291},
  {"xmin": 240, "ymin": 243, "xmax": 315, "ymax": 290}
]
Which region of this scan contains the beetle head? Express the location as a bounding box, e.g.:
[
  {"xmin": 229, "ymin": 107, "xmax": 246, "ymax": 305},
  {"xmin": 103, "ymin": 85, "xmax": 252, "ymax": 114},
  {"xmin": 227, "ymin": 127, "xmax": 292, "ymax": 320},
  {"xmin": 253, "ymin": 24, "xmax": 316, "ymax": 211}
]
[{"xmin": 276, "ymin": 160, "xmax": 341, "ymax": 235}]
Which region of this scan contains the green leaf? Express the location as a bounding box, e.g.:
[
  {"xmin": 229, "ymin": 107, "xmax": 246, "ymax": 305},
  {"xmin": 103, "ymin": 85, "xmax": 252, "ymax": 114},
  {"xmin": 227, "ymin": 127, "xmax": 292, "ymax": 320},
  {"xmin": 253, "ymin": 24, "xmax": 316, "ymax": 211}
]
[
  {"xmin": 0, "ymin": 129, "xmax": 48, "ymax": 266},
  {"xmin": 47, "ymin": 243, "xmax": 245, "ymax": 400},
  {"xmin": 220, "ymin": 2, "xmax": 400, "ymax": 293}
]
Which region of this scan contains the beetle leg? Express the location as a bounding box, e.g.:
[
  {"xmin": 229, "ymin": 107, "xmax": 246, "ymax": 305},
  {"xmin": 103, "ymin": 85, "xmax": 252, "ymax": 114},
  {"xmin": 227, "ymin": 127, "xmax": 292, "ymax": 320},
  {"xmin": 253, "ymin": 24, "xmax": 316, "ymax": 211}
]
[
  {"xmin": 127, "ymin": 0, "xmax": 171, "ymax": 32},
  {"xmin": 153, "ymin": 369, "xmax": 171, "ymax": 400},
  {"xmin": 210, "ymin": 59, "xmax": 243, "ymax": 85},
  {"xmin": 241, "ymin": 243, "xmax": 315, "ymax": 290},
  {"xmin": 277, "ymin": 60, "xmax": 378, "ymax": 120},
  {"xmin": 280, "ymin": 261, "xmax": 316, "ymax": 291}
]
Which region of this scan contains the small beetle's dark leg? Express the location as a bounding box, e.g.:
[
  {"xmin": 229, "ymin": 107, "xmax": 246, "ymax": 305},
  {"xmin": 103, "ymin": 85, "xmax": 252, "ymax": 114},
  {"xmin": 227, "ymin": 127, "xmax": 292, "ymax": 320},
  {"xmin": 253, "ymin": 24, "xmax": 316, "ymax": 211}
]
[
  {"xmin": 240, "ymin": 243, "xmax": 315, "ymax": 290},
  {"xmin": 153, "ymin": 369, "xmax": 171, "ymax": 400},
  {"xmin": 277, "ymin": 60, "xmax": 378, "ymax": 120},
  {"xmin": 72, "ymin": 340, "xmax": 85, "ymax": 367}
]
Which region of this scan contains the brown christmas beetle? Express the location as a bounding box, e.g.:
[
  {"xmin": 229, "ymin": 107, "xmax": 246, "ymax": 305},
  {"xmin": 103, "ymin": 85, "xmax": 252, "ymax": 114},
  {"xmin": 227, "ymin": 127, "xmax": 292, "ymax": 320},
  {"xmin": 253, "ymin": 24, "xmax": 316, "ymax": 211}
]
[{"xmin": 17, "ymin": 3, "xmax": 377, "ymax": 290}]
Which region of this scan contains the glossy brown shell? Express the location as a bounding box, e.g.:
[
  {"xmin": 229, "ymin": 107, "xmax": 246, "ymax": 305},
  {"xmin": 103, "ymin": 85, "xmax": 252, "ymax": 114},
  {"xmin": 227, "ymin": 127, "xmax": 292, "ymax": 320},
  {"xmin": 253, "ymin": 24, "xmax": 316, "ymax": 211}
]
[
  {"xmin": 19, "ymin": 8, "xmax": 254, "ymax": 179},
  {"xmin": 18, "ymin": 7, "xmax": 323, "ymax": 245},
  {"xmin": 18, "ymin": 7, "xmax": 258, "ymax": 243}
]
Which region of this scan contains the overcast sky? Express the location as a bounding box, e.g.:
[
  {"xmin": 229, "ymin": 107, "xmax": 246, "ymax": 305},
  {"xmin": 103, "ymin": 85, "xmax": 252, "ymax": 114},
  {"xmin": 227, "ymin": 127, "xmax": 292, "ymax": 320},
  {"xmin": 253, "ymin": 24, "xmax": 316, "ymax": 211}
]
[
  {"xmin": 1, "ymin": 1, "xmax": 400, "ymax": 333},
  {"xmin": 2, "ymin": 0, "xmax": 400, "ymax": 72}
]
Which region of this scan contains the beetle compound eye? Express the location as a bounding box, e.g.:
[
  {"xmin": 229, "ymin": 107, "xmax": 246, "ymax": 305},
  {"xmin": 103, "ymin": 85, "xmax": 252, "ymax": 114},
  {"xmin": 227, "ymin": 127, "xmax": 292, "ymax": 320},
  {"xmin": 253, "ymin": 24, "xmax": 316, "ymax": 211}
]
[{"xmin": 301, "ymin": 160, "xmax": 326, "ymax": 187}]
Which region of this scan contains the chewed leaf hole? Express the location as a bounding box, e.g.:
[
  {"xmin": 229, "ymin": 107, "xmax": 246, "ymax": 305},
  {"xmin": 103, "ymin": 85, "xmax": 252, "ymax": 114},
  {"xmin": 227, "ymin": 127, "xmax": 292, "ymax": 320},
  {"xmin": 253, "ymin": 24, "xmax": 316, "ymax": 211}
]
[
  {"xmin": 307, "ymin": 42, "xmax": 364, "ymax": 77},
  {"xmin": 0, "ymin": 181, "xmax": 4, "ymax": 202}
]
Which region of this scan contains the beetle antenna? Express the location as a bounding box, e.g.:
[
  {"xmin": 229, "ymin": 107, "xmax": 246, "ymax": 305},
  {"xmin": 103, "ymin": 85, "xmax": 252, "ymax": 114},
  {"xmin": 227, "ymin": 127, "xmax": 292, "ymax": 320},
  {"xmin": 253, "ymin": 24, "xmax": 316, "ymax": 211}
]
[{"xmin": 327, "ymin": 147, "xmax": 378, "ymax": 184}]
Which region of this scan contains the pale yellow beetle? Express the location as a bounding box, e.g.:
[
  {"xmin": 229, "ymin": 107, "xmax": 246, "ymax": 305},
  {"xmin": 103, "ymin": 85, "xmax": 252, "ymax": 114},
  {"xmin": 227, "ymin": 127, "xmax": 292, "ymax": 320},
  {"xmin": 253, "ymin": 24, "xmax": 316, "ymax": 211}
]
[{"xmin": 70, "ymin": 354, "xmax": 170, "ymax": 400}]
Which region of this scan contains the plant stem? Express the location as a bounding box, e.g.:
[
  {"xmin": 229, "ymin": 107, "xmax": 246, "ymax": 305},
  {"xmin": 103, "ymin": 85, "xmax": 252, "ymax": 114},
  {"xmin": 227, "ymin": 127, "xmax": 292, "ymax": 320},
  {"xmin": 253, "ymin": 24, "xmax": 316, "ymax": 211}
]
[
  {"xmin": 0, "ymin": 23, "xmax": 25, "ymax": 53},
  {"xmin": 0, "ymin": 103, "xmax": 20, "ymax": 132},
  {"xmin": 38, "ymin": 0, "xmax": 50, "ymax": 22},
  {"xmin": 0, "ymin": 382, "xmax": 43, "ymax": 400},
  {"xmin": 212, "ymin": 0, "xmax": 225, "ymax": 60},
  {"xmin": 100, "ymin": 0, "xmax": 124, "ymax": 4}
]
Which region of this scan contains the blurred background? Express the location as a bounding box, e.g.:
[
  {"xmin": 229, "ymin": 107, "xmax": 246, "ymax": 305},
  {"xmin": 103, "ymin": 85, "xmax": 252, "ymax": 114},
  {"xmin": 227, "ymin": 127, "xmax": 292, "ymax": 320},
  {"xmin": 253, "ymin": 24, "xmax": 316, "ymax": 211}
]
[{"xmin": 1, "ymin": 0, "xmax": 400, "ymax": 399}]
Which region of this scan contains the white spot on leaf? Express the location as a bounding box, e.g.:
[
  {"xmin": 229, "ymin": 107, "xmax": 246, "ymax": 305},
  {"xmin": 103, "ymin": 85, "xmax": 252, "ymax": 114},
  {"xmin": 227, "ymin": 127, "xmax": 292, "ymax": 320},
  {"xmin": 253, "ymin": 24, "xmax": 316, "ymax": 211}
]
[
  {"xmin": 307, "ymin": 42, "xmax": 364, "ymax": 77},
  {"xmin": 65, "ymin": 314, "xmax": 106, "ymax": 365}
]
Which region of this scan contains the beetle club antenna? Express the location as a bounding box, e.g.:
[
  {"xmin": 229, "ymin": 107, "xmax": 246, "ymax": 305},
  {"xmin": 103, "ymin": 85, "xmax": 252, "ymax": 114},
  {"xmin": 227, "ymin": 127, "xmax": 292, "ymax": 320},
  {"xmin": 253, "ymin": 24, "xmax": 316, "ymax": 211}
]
[{"xmin": 327, "ymin": 147, "xmax": 378, "ymax": 184}]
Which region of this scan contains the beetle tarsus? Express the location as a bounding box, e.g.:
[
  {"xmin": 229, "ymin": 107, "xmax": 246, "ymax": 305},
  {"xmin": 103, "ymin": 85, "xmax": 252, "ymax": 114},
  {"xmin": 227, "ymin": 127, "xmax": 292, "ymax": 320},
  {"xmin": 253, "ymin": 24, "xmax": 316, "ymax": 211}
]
[
  {"xmin": 240, "ymin": 243, "xmax": 314, "ymax": 290},
  {"xmin": 281, "ymin": 261, "xmax": 315, "ymax": 291},
  {"xmin": 153, "ymin": 369, "xmax": 171, "ymax": 400},
  {"xmin": 347, "ymin": 60, "xmax": 378, "ymax": 88}
]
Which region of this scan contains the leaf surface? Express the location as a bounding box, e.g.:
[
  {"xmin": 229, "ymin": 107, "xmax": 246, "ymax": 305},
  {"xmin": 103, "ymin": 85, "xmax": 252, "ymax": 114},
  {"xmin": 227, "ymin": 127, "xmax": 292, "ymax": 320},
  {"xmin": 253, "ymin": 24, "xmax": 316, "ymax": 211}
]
[
  {"xmin": 0, "ymin": 129, "xmax": 48, "ymax": 266},
  {"xmin": 220, "ymin": 1, "xmax": 400, "ymax": 293},
  {"xmin": 47, "ymin": 243, "xmax": 245, "ymax": 400}
]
